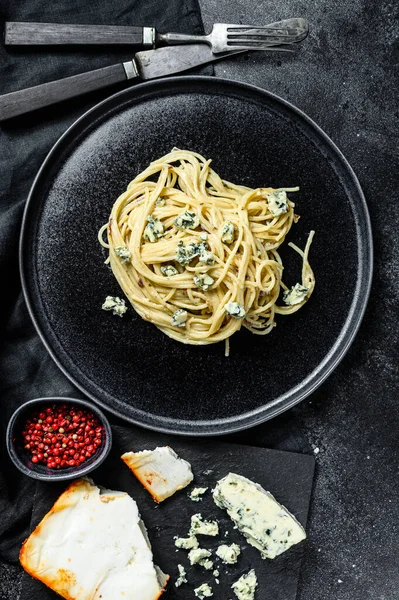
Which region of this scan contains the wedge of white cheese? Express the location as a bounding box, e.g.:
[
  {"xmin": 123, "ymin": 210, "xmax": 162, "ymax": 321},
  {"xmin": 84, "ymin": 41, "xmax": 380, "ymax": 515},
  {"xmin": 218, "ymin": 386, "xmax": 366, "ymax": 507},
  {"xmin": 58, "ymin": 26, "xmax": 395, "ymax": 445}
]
[
  {"xmin": 20, "ymin": 478, "xmax": 169, "ymax": 600},
  {"xmin": 213, "ymin": 473, "xmax": 306, "ymax": 559},
  {"xmin": 121, "ymin": 446, "xmax": 193, "ymax": 502}
]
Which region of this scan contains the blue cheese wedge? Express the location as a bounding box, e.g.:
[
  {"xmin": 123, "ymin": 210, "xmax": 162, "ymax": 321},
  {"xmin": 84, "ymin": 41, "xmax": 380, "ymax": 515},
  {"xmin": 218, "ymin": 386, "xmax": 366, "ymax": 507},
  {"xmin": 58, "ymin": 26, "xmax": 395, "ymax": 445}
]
[
  {"xmin": 174, "ymin": 535, "xmax": 199, "ymax": 550},
  {"xmin": 114, "ymin": 246, "xmax": 131, "ymax": 263},
  {"xmin": 193, "ymin": 274, "xmax": 214, "ymax": 291},
  {"xmin": 213, "ymin": 473, "xmax": 306, "ymax": 559},
  {"xmin": 194, "ymin": 583, "xmax": 213, "ymax": 598},
  {"xmin": 189, "ymin": 487, "xmax": 209, "ymax": 502},
  {"xmin": 144, "ymin": 215, "xmax": 164, "ymax": 242},
  {"xmin": 190, "ymin": 514, "xmax": 219, "ymax": 536},
  {"xmin": 121, "ymin": 446, "xmax": 193, "ymax": 503},
  {"xmin": 267, "ymin": 190, "xmax": 288, "ymax": 217},
  {"xmin": 283, "ymin": 283, "xmax": 309, "ymax": 306},
  {"xmin": 102, "ymin": 296, "xmax": 127, "ymax": 317},
  {"xmin": 221, "ymin": 221, "xmax": 235, "ymax": 244},
  {"xmin": 174, "ymin": 210, "xmax": 200, "ymax": 230},
  {"xmin": 231, "ymin": 570, "xmax": 257, "ymax": 600},
  {"xmin": 20, "ymin": 479, "xmax": 169, "ymax": 600},
  {"xmin": 175, "ymin": 564, "xmax": 187, "ymax": 587},
  {"xmin": 224, "ymin": 302, "xmax": 246, "ymax": 319},
  {"xmin": 171, "ymin": 309, "xmax": 188, "ymax": 328},
  {"xmin": 188, "ymin": 548, "xmax": 213, "ymax": 570},
  {"xmin": 215, "ymin": 543, "xmax": 241, "ymax": 564},
  {"xmin": 161, "ymin": 264, "xmax": 179, "ymax": 277}
]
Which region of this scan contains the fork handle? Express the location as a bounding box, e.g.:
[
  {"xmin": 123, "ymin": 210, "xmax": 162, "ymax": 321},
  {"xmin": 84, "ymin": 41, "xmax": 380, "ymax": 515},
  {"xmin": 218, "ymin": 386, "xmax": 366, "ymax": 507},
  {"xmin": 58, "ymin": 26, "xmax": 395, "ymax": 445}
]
[
  {"xmin": 157, "ymin": 32, "xmax": 209, "ymax": 46},
  {"xmin": 4, "ymin": 22, "xmax": 152, "ymax": 46}
]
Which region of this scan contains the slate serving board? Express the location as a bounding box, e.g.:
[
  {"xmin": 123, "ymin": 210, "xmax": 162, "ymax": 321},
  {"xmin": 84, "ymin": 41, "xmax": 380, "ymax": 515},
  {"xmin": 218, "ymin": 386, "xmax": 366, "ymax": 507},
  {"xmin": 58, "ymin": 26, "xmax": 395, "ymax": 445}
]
[{"xmin": 20, "ymin": 425, "xmax": 315, "ymax": 600}]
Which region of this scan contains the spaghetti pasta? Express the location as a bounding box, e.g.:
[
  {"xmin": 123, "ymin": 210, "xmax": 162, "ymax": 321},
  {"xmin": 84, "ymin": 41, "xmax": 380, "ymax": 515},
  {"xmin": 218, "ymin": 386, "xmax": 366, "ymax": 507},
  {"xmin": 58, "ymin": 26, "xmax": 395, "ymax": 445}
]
[{"xmin": 99, "ymin": 149, "xmax": 315, "ymax": 355}]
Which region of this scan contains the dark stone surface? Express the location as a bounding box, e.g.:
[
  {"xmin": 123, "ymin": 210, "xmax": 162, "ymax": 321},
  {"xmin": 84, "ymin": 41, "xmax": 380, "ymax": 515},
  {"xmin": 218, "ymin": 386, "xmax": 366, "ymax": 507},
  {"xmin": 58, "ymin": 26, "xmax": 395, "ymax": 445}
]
[
  {"xmin": 196, "ymin": 0, "xmax": 399, "ymax": 599},
  {"xmin": 1, "ymin": 1, "xmax": 398, "ymax": 599}
]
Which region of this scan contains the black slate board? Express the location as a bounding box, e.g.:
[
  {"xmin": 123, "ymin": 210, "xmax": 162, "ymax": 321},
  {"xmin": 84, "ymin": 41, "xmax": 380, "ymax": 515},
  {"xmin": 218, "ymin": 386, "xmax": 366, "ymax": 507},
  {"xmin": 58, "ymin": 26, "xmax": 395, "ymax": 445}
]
[{"xmin": 20, "ymin": 425, "xmax": 315, "ymax": 600}]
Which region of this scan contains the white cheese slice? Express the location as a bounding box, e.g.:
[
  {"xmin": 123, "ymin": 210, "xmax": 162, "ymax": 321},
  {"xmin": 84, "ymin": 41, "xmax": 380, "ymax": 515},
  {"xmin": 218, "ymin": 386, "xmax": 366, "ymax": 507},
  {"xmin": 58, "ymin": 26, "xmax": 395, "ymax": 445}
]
[
  {"xmin": 213, "ymin": 473, "xmax": 306, "ymax": 559},
  {"xmin": 121, "ymin": 446, "xmax": 193, "ymax": 502},
  {"xmin": 20, "ymin": 478, "xmax": 168, "ymax": 600}
]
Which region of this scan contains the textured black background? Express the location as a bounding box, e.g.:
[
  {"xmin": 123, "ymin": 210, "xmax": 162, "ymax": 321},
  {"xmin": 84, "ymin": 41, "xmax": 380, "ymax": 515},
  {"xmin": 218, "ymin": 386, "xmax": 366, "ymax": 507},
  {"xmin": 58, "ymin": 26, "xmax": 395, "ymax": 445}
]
[{"xmin": 1, "ymin": 0, "xmax": 398, "ymax": 600}]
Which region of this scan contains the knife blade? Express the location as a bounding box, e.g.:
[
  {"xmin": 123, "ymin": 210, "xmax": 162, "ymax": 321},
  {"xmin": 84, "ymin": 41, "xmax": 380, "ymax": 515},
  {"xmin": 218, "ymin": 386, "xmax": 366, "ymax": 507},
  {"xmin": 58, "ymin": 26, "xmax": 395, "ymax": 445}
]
[{"xmin": 0, "ymin": 43, "xmax": 292, "ymax": 121}]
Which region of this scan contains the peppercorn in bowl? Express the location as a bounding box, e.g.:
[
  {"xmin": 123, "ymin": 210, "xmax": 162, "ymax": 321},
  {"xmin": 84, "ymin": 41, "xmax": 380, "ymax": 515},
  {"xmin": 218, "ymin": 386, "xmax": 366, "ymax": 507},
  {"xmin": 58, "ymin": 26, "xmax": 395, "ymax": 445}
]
[{"xmin": 6, "ymin": 397, "xmax": 112, "ymax": 481}]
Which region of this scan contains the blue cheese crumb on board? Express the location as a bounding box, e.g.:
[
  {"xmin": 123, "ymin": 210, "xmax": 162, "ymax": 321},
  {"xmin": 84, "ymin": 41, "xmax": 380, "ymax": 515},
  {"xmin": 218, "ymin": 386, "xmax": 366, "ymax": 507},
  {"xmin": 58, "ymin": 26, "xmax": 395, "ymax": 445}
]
[
  {"xmin": 231, "ymin": 569, "xmax": 258, "ymax": 600},
  {"xmin": 101, "ymin": 296, "xmax": 127, "ymax": 317},
  {"xmin": 175, "ymin": 564, "xmax": 187, "ymax": 587},
  {"xmin": 213, "ymin": 473, "xmax": 306, "ymax": 559},
  {"xmin": 188, "ymin": 548, "xmax": 213, "ymax": 570},
  {"xmin": 190, "ymin": 514, "xmax": 219, "ymax": 536},
  {"xmin": 189, "ymin": 487, "xmax": 209, "ymax": 502},
  {"xmin": 194, "ymin": 583, "xmax": 213, "ymax": 598},
  {"xmin": 216, "ymin": 543, "xmax": 241, "ymax": 564},
  {"xmin": 174, "ymin": 535, "xmax": 199, "ymax": 550}
]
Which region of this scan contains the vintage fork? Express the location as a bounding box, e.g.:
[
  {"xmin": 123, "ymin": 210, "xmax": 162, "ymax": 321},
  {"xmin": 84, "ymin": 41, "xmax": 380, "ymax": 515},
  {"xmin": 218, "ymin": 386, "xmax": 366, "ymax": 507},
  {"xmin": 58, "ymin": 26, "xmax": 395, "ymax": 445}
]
[{"xmin": 159, "ymin": 18, "xmax": 309, "ymax": 53}]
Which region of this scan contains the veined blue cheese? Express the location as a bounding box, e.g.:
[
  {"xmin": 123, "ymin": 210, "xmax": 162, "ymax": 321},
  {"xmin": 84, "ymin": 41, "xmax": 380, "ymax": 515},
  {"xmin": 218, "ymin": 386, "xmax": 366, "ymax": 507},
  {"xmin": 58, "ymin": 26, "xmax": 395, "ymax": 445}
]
[
  {"xmin": 215, "ymin": 543, "xmax": 241, "ymax": 564},
  {"xmin": 224, "ymin": 302, "xmax": 246, "ymax": 319},
  {"xmin": 231, "ymin": 570, "xmax": 257, "ymax": 600},
  {"xmin": 175, "ymin": 564, "xmax": 187, "ymax": 588},
  {"xmin": 176, "ymin": 241, "xmax": 214, "ymax": 266},
  {"xmin": 114, "ymin": 246, "xmax": 131, "ymax": 263},
  {"xmin": 174, "ymin": 535, "xmax": 199, "ymax": 550},
  {"xmin": 283, "ymin": 283, "xmax": 309, "ymax": 306},
  {"xmin": 267, "ymin": 191, "xmax": 288, "ymax": 217},
  {"xmin": 213, "ymin": 473, "xmax": 306, "ymax": 559},
  {"xmin": 174, "ymin": 210, "xmax": 200, "ymax": 230},
  {"xmin": 194, "ymin": 583, "xmax": 213, "ymax": 598},
  {"xmin": 144, "ymin": 215, "xmax": 164, "ymax": 242},
  {"xmin": 171, "ymin": 309, "xmax": 188, "ymax": 328},
  {"xmin": 155, "ymin": 197, "xmax": 166, "ymax": 207},
  {"xmin": 190, "ymin": 514, "xmax": 219, "ymax": 537},
  {"xmin": 101, "ymin": 296, "xmax": 127, "ymax": 317},
  {"xmin": 161, "ymin": 265, "xmax": 179, "ymax": 277},
  {"xmin": 221, "ymin": 221, "xmax": 235, "ymax": 244},
  {"xmin": 194, "ymin": 274, "xmax": 214, "ymax": 291},
  {"xmin": 188, "ymin": 548, "xmax": 213, "ymax": 570},
  {"xmin": 189, "ymin": 487, "xmax": 209, "ymax": 502}
]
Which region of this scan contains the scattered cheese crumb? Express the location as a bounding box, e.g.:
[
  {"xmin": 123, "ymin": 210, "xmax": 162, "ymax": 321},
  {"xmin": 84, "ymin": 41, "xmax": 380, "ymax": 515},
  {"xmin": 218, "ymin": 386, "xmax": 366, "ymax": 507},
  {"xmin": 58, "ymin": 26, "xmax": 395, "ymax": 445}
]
[
  {"xmin": 194, "ymin": 583, "xmax": 213, "ymax": 598},
  {"xmin": 189, "ymin": 487, "xmax": 209, "ymax": 502},
  {"xmin": 190, "ymin": 514, "xmax": 219, "ymax": 536},
  {"xmin": 175, "ymin": 564, "xmax": 187, "ymax": 587}
]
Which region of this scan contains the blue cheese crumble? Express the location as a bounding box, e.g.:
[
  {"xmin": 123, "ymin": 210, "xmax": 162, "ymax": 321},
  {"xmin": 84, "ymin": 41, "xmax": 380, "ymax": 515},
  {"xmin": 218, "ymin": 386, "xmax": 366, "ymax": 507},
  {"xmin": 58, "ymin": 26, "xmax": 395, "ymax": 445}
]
[
  {"xmin": 224, "ymin": 302, "xmax": 246, "ymax": 319},
  {"xmin": 176, "ymin": 241, "xmax": 214, "ymax": 266},
  {"xmin": 267, "ymin": 191, "xmax": 288, "ymax": 217},
  {"xmin": 144, "ymin": 215, "xmax": 164, "ymax": 242},
  {"xmin": 221, "ymin": 221, "xmax": 235, "ymax": 244},
  {"xmin": 161, "ymin": 265, "xmax": 179, "ymax": 277},
  {"xmin": 215, "ymin": 543, "xmax": 241, "ymax": 564},
  {"xmin": 231, "ymin": 570, "xmax": 257, "ymax": 600},
  {"xmin": 194, "ymin": 274, "xmax": 214, "ymax": 291},
  {"xmin": 175, "ymin": 564, "xmax": 187, "ymax": 588},
  {"xmin": 101, "ymin": 296, "xmax": 127, "ymax": 317},
  {"xmin": 189, "ymin": 487, "xmax": 209, "ymax": 502},
  {"xmin": 114, "ymin": 246, "xmax": 131, "ymax": 263},
  {"xmin": 190, "ymin": 514, "xmax": 219, "ymax": 536},
  {"xmin": 188, "ymin": 548, "xmax": 213, "ymax": 570},
  {"xmin": 283, "ymin": 283, "xmax": 309, "ymax": 306},
  {"xmin": 174, "ymin": 210, "xmax": 200, "ymax": 230},
  {"xmin": 171, "ymin": 309, "xmax": 187, "ymax": 328},
  {"xmin": 174, "ymin": 535, "xmax": 199, "ymax": 550},
  {"xmin": 155, "ymin": 197, "xmax": 166, "ymax": 207},
  {"xmin": 194, "ymin": 583, "xmax": 213, "ymax": 598}
]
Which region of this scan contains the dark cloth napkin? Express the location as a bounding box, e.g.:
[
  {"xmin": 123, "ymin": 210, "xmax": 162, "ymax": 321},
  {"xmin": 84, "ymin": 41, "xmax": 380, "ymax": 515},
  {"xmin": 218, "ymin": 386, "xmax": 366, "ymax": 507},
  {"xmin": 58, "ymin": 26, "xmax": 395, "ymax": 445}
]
[
  {"xmin": 0, "ymin": 0, "xmax": 310, "ymax": 581},
  {"xmin": 0, "ymin": 0, "xmax": 210, "ymax": 564}
]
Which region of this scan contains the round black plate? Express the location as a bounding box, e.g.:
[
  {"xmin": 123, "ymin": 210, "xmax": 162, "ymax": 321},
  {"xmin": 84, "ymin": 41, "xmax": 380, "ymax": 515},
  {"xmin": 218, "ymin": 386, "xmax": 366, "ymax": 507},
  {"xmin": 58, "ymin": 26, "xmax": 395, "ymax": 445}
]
[{"xmin": 20, "ymin": 77, "xmax": 373, "ymax": 435}]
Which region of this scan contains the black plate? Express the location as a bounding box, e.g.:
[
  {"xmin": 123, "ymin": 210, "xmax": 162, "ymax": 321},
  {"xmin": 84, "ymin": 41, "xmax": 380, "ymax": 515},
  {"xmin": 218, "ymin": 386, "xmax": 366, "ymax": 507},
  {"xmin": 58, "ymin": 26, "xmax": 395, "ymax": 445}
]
[{"xmin": 20, "ymin": 76, "xmax": 373, "ymax": 435}]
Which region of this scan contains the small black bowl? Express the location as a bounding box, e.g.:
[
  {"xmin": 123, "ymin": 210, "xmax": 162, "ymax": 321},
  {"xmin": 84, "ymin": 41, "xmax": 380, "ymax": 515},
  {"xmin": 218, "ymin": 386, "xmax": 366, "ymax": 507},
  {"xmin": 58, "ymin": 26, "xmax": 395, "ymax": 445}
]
[{"xmin": 6, "ymin": 397, "xmax": 112, "ymax": 481}]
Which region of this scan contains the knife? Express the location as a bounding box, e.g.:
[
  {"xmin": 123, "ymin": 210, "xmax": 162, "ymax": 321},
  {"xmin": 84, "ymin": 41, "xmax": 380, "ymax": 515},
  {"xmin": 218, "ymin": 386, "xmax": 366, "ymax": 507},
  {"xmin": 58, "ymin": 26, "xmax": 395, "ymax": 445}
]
[{"xmin": 0, "ymin": 43, "xmax": 292, "ymax": 122}]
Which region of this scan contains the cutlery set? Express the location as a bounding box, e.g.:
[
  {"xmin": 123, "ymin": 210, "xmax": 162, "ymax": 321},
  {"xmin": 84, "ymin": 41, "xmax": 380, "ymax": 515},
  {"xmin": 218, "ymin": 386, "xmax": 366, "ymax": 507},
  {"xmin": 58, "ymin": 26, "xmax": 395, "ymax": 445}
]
[{"xmin": 0, "ymin": 18, "xmax": 308, "ymax": 120}]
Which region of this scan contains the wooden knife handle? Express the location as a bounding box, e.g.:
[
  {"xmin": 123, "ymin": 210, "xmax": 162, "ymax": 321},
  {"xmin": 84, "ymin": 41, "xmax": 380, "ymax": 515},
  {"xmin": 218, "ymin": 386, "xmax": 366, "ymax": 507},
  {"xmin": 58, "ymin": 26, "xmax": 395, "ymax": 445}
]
[
  {"xmin": 4, "ymin": 22, "xmax": 145, "ymax": 45},
  {"xmin": 0, "ymin": 63, "xmax": 130, "ymax": 121}
]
